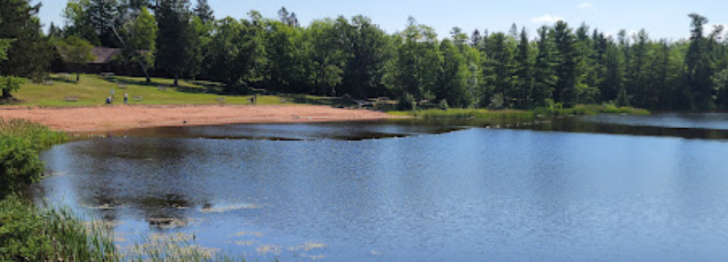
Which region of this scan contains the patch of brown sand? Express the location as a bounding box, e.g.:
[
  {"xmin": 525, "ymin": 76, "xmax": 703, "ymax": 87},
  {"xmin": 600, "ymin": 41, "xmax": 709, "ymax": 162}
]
[{"xmin": 0, "ymin": 105, "xmax": 398, "ymax": 132}]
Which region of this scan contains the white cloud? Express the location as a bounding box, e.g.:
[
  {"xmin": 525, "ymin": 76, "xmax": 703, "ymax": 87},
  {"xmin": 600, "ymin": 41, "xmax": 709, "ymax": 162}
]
[
  {"xmin": 578, "ymin": 2, "xmax": 593, "ymax": 9},
  {"xmin": 531, "ymin": 14, "xmax": 565, "ymax": 24}
]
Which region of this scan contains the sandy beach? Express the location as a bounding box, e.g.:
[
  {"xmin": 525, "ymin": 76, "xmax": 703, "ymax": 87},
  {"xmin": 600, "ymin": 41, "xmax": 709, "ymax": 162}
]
[{"xmin": 0, "ymin": 105, "xmax": 396, "ymax": 132}]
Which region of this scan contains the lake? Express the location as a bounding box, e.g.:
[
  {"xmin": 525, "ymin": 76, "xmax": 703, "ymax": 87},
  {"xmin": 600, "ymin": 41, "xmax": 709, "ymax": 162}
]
[{"xmin": 29, "ymin": 113, "xmax": 728, "ymax": 261}]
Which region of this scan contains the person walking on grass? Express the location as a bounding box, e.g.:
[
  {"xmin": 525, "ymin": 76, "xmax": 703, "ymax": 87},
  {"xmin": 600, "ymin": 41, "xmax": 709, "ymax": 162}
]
[{"xmin": 124, "ymin": 93, "xmax": 128, "ymax": 104}]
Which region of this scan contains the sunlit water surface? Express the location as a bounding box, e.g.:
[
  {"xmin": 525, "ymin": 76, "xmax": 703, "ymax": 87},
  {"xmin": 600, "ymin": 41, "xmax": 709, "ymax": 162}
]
[{"xmin": 30, "ymin": 114, "xmax": 728, "ymax": 261}]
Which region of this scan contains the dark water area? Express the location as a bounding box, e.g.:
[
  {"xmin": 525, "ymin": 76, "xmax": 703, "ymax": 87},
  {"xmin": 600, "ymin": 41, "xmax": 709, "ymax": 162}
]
[
  {"xmin": 101, "ymin": 121, "xmax": 468, "ymax": 141},
  {"xmin": 29, "ymin": 113, "xmax": 728, "ymax": 261}
]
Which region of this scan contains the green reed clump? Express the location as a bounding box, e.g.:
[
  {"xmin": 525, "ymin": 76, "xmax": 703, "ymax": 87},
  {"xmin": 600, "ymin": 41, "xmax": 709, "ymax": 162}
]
[
  {"xmin": 124, "ymin": 233, "xmax": 250, "ymax": 262},
  {"xmin": 0, "ymin": 196, "xmax": 118, "ymax": 262},
  {"xmin": 0, "ymin": 119, "xmax": 67, "ymax": 151}
]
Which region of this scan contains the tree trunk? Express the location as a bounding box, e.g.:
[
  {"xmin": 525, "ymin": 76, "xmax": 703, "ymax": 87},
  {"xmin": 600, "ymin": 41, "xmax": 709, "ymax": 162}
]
[
  {"xmin": 174, "ymin": 72, "xmax": 179, "ymax": 87},
  {"xmin": 76, "ymin": 72, "xmax": 80, "ymax": 82},
  {"xmin": 2, "ymin": 88, "xmax": 11, "ymax": 99},
  {"xmin": 137, "ymin": 61, "xmax": 151, "ymax": 84}
]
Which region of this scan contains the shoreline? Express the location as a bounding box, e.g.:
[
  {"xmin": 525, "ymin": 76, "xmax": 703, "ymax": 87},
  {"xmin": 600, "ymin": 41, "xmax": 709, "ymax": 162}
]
[{"xmin": 0, "ymin": 105, "xmax": 399, "ymax": 133}]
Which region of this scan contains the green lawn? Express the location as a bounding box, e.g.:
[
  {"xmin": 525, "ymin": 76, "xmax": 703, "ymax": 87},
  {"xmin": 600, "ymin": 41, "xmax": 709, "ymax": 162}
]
[{"xmin": 10, "ymin": 74, "xmax": 295, "ymax": 107}]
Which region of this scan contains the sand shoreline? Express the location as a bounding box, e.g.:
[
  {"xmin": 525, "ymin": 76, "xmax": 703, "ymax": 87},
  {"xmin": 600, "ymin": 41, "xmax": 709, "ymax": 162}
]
[{"xmin": 0, "ymin": 105, "xmax": 398, "ymax": 133}]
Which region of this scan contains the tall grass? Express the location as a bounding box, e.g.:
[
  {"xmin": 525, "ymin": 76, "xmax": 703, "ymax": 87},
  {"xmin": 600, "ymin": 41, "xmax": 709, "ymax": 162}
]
[
  {"xmin": 0, "ymin": 118, "xmax": 67, "ymax": 151},
  {"xmin": 390, "ymin": 104, "xmax": 650, "ymax": 120},
  {"xmin": 533, "ymin": 104, "xmax": 650, "ymax": 116},
  {"xmin": 124, "ymin": 233, "xmax": 250, "ymax": 262},
  {"xmin": 396, "ymin": 108, "xmax": 536, "ymax": 122},
  {"xmin": 0, "ymin": 196, "xmax": 117, "ymax": 261}
]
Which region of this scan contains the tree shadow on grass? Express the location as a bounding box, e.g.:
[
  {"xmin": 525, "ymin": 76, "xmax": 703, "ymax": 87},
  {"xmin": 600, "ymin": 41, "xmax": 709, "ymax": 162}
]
[
  {"xmin": 100, "ymin": 77, "xmax": 225, "ymax": 95},
  {"xmin": 281, "ymin": 94, "xmax": 358, "ymax": 108},
  {"xmin": 49, "ymin": 75, "xmax": 79, "ymax": 84}
]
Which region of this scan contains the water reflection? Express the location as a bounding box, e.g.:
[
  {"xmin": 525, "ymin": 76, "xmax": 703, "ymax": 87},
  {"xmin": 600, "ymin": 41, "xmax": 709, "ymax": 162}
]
[{"xmin": 29, "ymin": 114, "xmax": 728, "ymax": 261}]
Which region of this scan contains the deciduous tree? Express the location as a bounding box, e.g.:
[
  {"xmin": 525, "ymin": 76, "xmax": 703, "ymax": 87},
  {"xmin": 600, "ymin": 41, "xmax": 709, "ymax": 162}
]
[{"xmin": 58, "ymin": 36, "xmax": 96, "ymax": 81}]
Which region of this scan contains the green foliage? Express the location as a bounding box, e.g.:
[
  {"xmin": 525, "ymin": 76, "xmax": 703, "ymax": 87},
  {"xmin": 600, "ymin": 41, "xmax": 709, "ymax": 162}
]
[
  {"xmin": 383, "ymin": 17, "xmax": 441, "ymax": 101},
  {"xmin": 303, "ymin": 19, "xmax": 347, "ymax": 96},
  {"xmin": 532, "ymin": 26, "xmax": 557, "ymax": 108},
  {"xmin": 552, "ymin": 21, "xmax": 577, "ymax": 107},
  {"xmin": 0, "ymin": 39, "xmax": 11, "ymax": 61},
  {"xmin": 0, "ymin": 0, "xmax": 53, "ymax": 96},
  {"xmin": 0, "ymin": 76, "xmax": 25, "ymax": 97},
  {"xmin": 193, "ymin": 0, "xmax": 215, "ymax": 23},
  {"xmin": 340, "ymin": 15, "xmax": 392, "ymax": 99},
  {"xmin": 438, "ymin": 39, "xmax": 470, "ymax": 107},
  {"xmin": 205, "ymin": 17, "xmax": 265, "ymax": 94},
  {"xmin": 0, "ymin": 137, "xmax": 42, "ymax": 197},
  {"xmin": 156, "ymin": 0, "xmax": 196, "ymax": 86},
  {"xmin": 0, "ymin": 119, "xmax": 66, "ymax": 196},
  {"xmin": 398, "ymin": 93, "xmax": 416, "ymax": 111},
  {"xmin": 63, "ymin": 0, "xmax": 98, "ymax": 45},
  {"xmin": 438, "ymin": 99, "xmax": 449, "ymax": 110},
  {"xmin": 128, "ymin": 6, "xmax": 157, "ymax": 68},
  {"xmin": 58, "ymin": 36, "xmax": 95, "ymax": 81},
  {"xmin": 265, "ymin": 20, "xmax": 304, "ymax": 92},
  {"xmin": 513, "ymin": 28, "xmax": 534, "ymax": 109},
  {"xmin": 482, "ymin": 32, "xmax": 516, "ymax": 108},
  {"xmin": 0, "ymin": 196, "xmax": 117, "ymax": 261},
  {"xmin": 616, "ymin": 88, "xmax": 631, "ymax": 107},
  {"xmin": 10, "ymin": 3, "xmax": 728, "ymax": 111}
]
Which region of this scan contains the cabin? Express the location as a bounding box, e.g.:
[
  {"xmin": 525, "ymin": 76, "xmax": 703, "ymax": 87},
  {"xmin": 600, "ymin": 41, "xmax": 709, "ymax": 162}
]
[
  {"xmin": 52, "ymin": 47, "xmax": 142, "ymax": 76},
  {"xmin": 88, "ymin": 47, "xmax": 124, "ymax": 74}
]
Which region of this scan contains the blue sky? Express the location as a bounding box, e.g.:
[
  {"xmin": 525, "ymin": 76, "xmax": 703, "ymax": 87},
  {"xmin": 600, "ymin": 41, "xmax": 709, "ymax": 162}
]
[{"xmin": 39, "ymin": 0, "xmax": 727, "ymax": 41}]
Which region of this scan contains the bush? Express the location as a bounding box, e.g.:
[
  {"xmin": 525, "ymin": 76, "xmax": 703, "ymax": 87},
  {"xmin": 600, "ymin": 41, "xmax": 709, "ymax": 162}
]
[
  {"xmin": 0, "ymin": 137, "xmax": 44, "ymax": 198},
  {"xmin": 438, "ymin": 99, "xmax": 449, "ymax": 110},
  {"xmin": 398, "ymin": 93, "xmax": 416, "ymax": 111},
  {"xmin": 0, "ymin": 119, "xmax": 66, "ymax": 197}
]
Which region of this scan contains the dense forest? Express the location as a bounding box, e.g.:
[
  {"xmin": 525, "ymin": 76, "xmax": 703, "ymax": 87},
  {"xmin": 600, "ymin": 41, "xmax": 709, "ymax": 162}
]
[{"xmin": 3, "ymin": 0, "xmax": 728, "ymax": 110}]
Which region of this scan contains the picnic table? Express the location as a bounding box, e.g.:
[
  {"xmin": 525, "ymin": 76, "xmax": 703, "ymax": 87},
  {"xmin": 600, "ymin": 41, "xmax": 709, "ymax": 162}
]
[
  {"xmin": 133, "ymin": 95, "xmax": 143, "ymax": 102},
  {"xmin": 64, "ymin": 96, "xmax": 78, "ymax": 102},
  {"xmin": 217, "ymin": 97, "xmax": 226, "ymax": 104},
  {"xmin": 157, "ymin": 86, "xmax": 167, "ymax": 92},
  {"xmin": 100, "ymin": 72, "xmax": 115, "ymax": 77}
]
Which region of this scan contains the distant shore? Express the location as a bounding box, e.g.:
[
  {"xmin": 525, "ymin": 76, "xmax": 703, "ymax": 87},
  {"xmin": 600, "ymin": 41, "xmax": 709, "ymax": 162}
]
[{"xmin": 0, "ymin": 105, "xmax": 397, "ymax": 133}]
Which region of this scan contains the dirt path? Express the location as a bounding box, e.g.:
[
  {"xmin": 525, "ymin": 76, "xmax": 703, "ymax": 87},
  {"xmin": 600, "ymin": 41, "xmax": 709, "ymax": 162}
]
[{"xmin": 0, "ymin": 105, "xmax": 397, "ymax": 132}]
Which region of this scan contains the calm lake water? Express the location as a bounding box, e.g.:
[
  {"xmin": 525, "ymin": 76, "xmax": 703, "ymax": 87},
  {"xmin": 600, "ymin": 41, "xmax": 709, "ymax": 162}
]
[{"xmin": 30, "ymin": 113, "xmax": 728, "ymax": 261}]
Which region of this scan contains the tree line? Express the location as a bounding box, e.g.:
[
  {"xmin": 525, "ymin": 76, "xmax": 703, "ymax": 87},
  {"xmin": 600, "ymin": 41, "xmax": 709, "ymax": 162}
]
[{"xmin": 3, "ymin": 0, "xmax": 728, "ymax": 110}]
